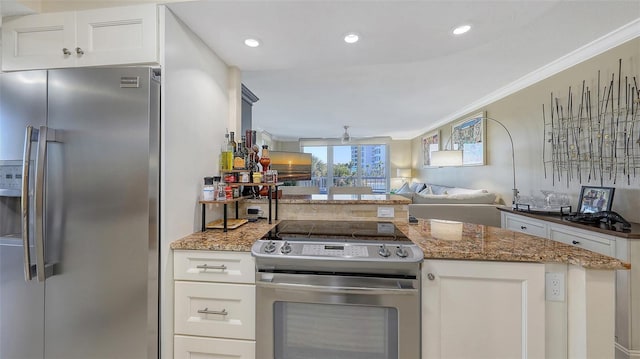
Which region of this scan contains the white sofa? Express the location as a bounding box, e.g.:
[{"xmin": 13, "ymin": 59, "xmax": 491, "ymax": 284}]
[{"xmin": 397, "ymin": 182, "xmax": 503, "ymax": 227}]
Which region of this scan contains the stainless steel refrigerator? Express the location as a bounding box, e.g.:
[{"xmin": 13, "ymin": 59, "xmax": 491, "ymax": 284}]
[{"xmin": 0, "ymin": 67, "xmax": 160, "ymax": 359}]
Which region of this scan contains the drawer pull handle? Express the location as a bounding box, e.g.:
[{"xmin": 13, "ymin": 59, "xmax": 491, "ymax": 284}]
[
  {"xmin": 197, "ymin": 308, "xmax": 228, "ymax": 316},
  {"xmin": 520, "ymin": 226, "xmax": 527, "ymax": 230},
  {"xmin": 196, "ymin": 264, "xmax": 227, "ymax": 271},
  {"xmin": 572, "ymin": 240, "xmax": 580, "ymax": 245}
]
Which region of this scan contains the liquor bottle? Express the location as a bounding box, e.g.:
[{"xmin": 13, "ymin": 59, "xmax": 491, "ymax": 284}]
[
  {"xmin": 229, "ymin": 131, "xmax": 237, "ymax": 154},
  {"xmin": 220, "ymin": 132, "xmax": 233, "ymax": 171}
]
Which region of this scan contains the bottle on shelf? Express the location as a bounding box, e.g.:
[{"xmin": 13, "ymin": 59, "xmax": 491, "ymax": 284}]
[
  {"xmin": 229, "ymin": 131, "xmax": 237, "ymax": 153},
  {"xmin": 220, "ymin": 132, "xmax": 233, "ymax": 171},
  {"xmin": 202, "ymin": 177, "xmax": 215, "ymax": 201}
]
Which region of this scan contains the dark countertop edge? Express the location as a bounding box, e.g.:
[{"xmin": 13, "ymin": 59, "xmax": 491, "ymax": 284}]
[{"xmin": 499, "ymin": 207, "xmax": 640, "ymax": 239}]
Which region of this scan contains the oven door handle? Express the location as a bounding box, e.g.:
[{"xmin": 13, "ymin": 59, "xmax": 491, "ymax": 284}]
[{"xmin": 257, "ymin": 279, "xmax": 418, "ymax": 295}]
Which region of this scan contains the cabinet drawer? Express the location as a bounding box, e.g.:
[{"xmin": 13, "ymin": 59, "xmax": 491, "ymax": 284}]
[
  {"xmin": 174, "ymin": 335, "xmax": 255, "ymax": 359},
  {"xmin": 174, "ymin": 250, "xmax": 255, "ymax": 284},
  {"xmin": 175, "ymin": 281, "xmax": 255, "ymax": 340},
  {"xmin": 503, "ymin": 215, "xmax": 547, "ymax": 238},
  {"xmin": 548, "ymin": 226, "xmax": 615, "ymax": 257}
]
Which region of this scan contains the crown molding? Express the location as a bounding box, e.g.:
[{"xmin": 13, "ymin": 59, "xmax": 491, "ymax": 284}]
[{"xmin": 415, "ymin": 18, "xmax": 640, "ymax": 139}]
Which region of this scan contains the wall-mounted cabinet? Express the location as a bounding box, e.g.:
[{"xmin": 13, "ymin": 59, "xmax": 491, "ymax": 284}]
[{"xmin": 2, "ymin": 4, "xmax": 158, "ymax": 71}]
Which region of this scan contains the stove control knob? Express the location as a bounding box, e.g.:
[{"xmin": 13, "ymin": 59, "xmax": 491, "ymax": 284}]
[
  {"xmin": 378, "ymin": 244, "xmax": 391, "ymax": 258},
  {"xmin": 264, "ymin": 241, "xmax": 277, "ymax": 254},
  {"xmin": 281, "ymin": 241, "xmax": 292, "ymax": 254},
  {"xmin": 395, "ymin": 246, "xmax": 409, "ymax": 258}
]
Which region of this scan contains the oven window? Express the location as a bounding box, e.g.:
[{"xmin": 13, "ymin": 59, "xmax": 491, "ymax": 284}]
[{"xmin": 274, "ymin": 302, "xmax": 398, "ymax": 359}]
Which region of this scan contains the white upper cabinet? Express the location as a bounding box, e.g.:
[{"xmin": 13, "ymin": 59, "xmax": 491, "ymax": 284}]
[{"xmin": 2, "ymin": 4, "xmax": 158, "ymax": 71}]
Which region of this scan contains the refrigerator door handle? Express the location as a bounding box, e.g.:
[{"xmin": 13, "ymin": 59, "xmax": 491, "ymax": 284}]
[
  {"xmin": 21, "ymin": 125, "xmax": 36, "ymax": 281},
  {"xmin": 34, "ymin": 125, "xmax": 48, "ymax": 282}
]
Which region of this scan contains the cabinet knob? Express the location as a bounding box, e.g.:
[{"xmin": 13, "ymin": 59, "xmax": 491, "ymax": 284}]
[
  {"xmin": 427, "ymin": 273, "xmax": 435, "ymax": 281},
  {"xmin": 62, "ymin": 48, "xmax": 72, "ymax": 56},
  {"xmin": 572, "ymin": 240, "xmax": 580, "ymax": 245},
  {"xmin": 75, "ymin": 47, "xmax": 84, "ymax": 55},
  {"xmin": 520, "ymin": 225, "xmax": 527, "ymax": 230}
]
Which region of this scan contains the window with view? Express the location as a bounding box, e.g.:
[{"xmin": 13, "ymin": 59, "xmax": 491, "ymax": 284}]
[{"xmin": 300, "ymin": 144, "xmax": 389, "ymax": 194}]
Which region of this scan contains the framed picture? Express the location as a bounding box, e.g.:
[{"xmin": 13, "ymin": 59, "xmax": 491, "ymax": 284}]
[
  {"xmin": 422, "ymin": 130, "xmax": 440, "ymax": 167},
  {"xmin": 451, "ymin": 112, "xmax": 485, "ymax": 166},
  {"xmin": 577, "ymin": 186, "xmax": 615, "ymax": 213}
]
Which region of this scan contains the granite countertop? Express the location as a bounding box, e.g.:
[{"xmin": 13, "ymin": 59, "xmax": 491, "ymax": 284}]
[
  {"xmin": 171, "ymin": 219, "xmax": 630, "ymax": 270},
  {"xmin": 499, "ymin": 207, "xmax": 640, "ymax": 239},
  {"xmin": 170, "ymin": 219, "xmax": 279, "ymax": 251},
  {"xmin": 245, "ymin": 193, "xmax": 411, "ymax": 205},
  {"xmin": 396, "ymin": 219, "xmax": 630, "ymax": 270}
]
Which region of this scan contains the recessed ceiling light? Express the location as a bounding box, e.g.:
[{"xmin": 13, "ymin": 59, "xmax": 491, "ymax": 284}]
[
  {"xmin": 244, "ymin": 38, "xmax": 261, "ymax": 47},
  {"xmin": 344, "ymin": 33, "xmax": 359, "ymax": 44},
  {"xmin": 452, "ymin": 25, "xmax": 471, "ymax": 35}
]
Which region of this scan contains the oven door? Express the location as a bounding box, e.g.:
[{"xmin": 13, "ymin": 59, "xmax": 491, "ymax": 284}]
[{"xmin": 256, "ymin": 271, "xmax": 421, "ymax": 359}]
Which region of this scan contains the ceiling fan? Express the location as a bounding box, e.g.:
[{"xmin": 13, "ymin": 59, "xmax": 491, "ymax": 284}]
[{"xmin": 341, "ymin": 125, "xmax": 351, "ymax": 144}]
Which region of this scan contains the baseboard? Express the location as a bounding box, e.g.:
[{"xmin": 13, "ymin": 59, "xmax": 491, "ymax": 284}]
[{"xmin": 615, "ymin": 343, "xmax": 640, "ymax": 359}]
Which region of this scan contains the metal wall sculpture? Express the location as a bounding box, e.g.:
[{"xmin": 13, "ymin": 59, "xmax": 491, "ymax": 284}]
[{"xmin": 543, "ymin": 59, "xmax": 640, "ymax": 186}]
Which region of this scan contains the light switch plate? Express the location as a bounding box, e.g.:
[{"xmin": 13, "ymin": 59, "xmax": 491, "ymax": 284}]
[{"xmin": 377, "ymin": 207, "xmax": 394, "ymax": 218}]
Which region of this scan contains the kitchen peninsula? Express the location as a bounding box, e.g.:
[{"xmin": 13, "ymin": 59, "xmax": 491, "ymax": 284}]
[
  {"xmin": 171, "ymin": 217, "xmax": 628, "ymax": 359},
  {"xmin": 239, "ymin": 193, "xmax": 411, "ymax": 221}
]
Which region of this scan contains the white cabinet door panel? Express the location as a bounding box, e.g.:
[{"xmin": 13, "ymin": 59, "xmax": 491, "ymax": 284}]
[
  {"xmin": 174, "ymin": 335, "xmax": 255, "ymax": 359},
  {"xmin": 502, "ymin": 213, "xmax": 548, "ymax": 238},
  {"xmin": 75, "ymin": 4, "xmax": 157, "ymax": 67},
  {"xmin": 422, "ymin": 260, "xmax": 545, "ymax": 359},
  {"xmin": 175, "ymin": 281, "xmax": 255, "ymax": 340},
  {"xmin": 2, "ymin": 12, "xmax": 76, "ymax": 70},
  {"xmin": 549, "ymin": 225, "xmax": 615, "ymax": 257},
  {"xmin": 174, "ymin": 250, "xmax": 255, "ymax": 284}
]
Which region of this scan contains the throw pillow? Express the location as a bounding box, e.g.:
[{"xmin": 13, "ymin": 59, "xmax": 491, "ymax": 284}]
[{"xmin": 395, "ymin": 182, "xmax": 412, "ymax": 194}]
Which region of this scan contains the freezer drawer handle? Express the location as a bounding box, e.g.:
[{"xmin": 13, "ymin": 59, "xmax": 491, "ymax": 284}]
[
  {"xmin": 21, "ymin": 126, "xmax": 35, "ymax": 281},
  {"xmin": 196, "ymin": 264, "xmax": 227, "ymax": 271},
  {"xmin": 197, "ymin": 308, "xmax": 228, "ymax": 316}
]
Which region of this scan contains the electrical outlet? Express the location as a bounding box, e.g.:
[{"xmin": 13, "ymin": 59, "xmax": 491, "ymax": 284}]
[
  {"xmin": 377, "ymin": 207, "xmax": 394, "ymax": 218},
  {"xmin": 545, "ymin": 272, "xmax": 565, "ymax": 302}
]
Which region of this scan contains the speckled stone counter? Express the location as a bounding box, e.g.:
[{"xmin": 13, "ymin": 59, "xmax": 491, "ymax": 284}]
[
  {"xmin": 396, "ymin": 219, "xmax": 630, "ymax": 270},
  {"xmin": 170, "ymin": 220, "xmax": 279, "ymax": 251},
  {"xmin": 170, "ymin": 217, "xmax": 629, "ymax": 269},
  {"xmin": 271, "ymin": 194, "xmax": 412, "ymax": 204},
  {"xmin": 240, "ymin": 194, "xmax": 410, "ymax": 221}
]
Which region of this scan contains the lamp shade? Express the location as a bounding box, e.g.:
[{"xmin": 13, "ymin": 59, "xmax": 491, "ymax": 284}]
[
  {"xmin": 396, "ymin": 168, "xmax": 411, "ymax": 178},
  {"xmin": 430, "ymin": 150, "xmax": 463, "ymax": 167}
]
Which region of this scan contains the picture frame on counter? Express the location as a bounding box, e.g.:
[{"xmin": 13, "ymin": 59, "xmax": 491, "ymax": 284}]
[{"xmin": 577, "ymin": 185, "xmax": 615, "ymax": 213}]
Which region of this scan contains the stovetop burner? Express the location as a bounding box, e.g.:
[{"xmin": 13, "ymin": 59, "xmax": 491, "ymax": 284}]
[
  {"xmin": 261, "ymin": 220, "xmax": 411, "ymax": 243},
  {"xmin": 253, "ymin": 220, "xmax": 423, "ymax": 268}
]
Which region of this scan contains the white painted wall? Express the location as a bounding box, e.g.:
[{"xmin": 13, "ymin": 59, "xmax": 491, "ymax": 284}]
[
  {"xmin": 411, "ymin": 38, "xmax": 640, "ymax": 222},
  {"xmin": 159, "ymin": 6, "xmax": 233, "ymax": 358}
]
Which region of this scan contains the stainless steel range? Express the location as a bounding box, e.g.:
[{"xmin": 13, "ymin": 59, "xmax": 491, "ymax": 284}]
[{"xmin": 252, "ymin": 220, "xmax": 423, "ymax": 359}]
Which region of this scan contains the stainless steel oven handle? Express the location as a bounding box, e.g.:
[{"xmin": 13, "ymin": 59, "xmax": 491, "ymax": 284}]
[
  {"xmin": 21, "ymin": 125, "xmax": 34, "ymax": 281},
  {"xmin": 257, "ymin": 280, "xmax": 418, "ymax": 295}
]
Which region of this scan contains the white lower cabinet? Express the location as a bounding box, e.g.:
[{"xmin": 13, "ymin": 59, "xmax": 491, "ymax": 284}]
[
  {"xmin": 501, "ymin": 211, "xmax": 616, "ymax": 257},
  {"xmin": 174, "ymin": 250, "xmax": 255, "ymax": 359},
  {"xmin": 422, "ymin": 260, "xmax": 546, "ymax": 359},
  {"xmin": 174, "ymin": 335, "xmax": 255, "ymax": 359}
]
